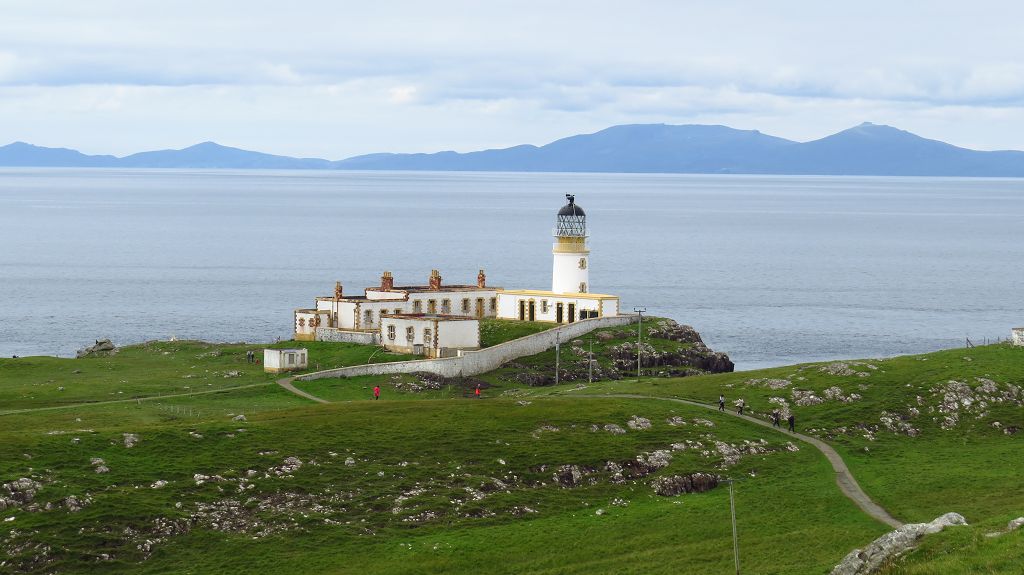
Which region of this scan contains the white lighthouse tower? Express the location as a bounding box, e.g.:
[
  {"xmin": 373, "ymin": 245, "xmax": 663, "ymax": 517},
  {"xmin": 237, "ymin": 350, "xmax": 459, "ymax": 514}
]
[{"xmin": 552, "ymin": 194, "xmax": 589, "ymax": 294}]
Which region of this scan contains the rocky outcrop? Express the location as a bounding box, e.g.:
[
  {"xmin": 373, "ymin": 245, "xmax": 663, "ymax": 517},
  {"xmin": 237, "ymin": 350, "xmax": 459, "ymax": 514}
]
[
  {"xmin": 651, "ymin": 473, "xmax": 720, "ymax": 496},
  {"xmin": 609, "ymin": 320, "xmax": 734, "ymax": 375},
  {"xmin": 831, "ymin": 512, "xmax": 967, "ymax": 575},
  {"xmin": 76, "ymin": 338, "xmax": 116, "ymax": 358},
  {"xmin": 498, "ymin": 318, "xmax": 731, "ymax": 386},
  {"xmin": 0, "ymin": 477, "xmax": 42, "ymax": 510}
]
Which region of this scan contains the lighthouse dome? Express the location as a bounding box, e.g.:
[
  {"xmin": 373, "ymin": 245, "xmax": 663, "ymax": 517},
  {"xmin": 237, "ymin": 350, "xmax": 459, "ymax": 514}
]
[{"xmin": 557, "ymin": 194, "xmax": 586, "ymax": 217}]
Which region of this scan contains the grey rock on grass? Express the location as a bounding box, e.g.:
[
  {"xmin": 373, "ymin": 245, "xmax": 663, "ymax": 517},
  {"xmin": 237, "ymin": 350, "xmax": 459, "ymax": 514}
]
[{"xmin": 831, "ymin": 512, "xmax": 967, "ymax": 575}]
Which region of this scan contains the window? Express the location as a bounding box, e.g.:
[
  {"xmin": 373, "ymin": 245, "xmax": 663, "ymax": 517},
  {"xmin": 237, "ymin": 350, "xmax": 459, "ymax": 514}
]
[
  {"xmin": 441, "ymin": 299, "xmax": 451, "ymax": 314},
  {"xmin": 541, "ymin": 300, "xmax": 549, "ymax": 313},
  {"xmin": 579, "ymin": 282, "xmax": 587, "ymax": 293},
  {"xmin": 394, "ymin": 309, "xmax": 402, "ymax": 315},
  {"xmin": 286, "ymin": 353, "xmax": 295, "ymax": 365},
  {"xmin": 489, "ymin": 297, "xmax": 497, "ymax": 312},
  {"xmin": 579, "ymin": 257, "xmax": 587, "ymax": 269},
  {"xmin": 406, "ymin": 326, "xmax": 415, "ymax": 341},
  {"xmin": 428, "ymin": 299, "xmax": 437, "ymax": 313},
  {"xmin": 387, "ymin": 325, "xmax": 396, "ymax": 340},
  {"xmin": 298, "ymin": 318, "xmax": 305, "ymax": 328},
  {"xmin": 413, "ymin": 300, "xmax": 423, "ymax": 313},
  {"xmin": 461, "ymin": 298, "xmax": 470, "ymax": 313},
  {"xmin": 364, "ymin": 310, "xmax": 373, "ymax": 325},
  {"xmin": 423, "ymin": 328, "xmax": 432, "ymax": 345}
]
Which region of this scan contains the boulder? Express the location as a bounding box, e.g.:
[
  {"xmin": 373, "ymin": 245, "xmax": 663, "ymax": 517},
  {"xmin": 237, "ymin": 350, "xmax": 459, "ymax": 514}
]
[
  {"xmin": 2, "ymin": 477, "xmax": 42, "ymax": 506},
  {"xmin": 651, "ymin": 473, "xmax": 720, "ymax": 496},
  {"xmin": 123, "ymin": 433, "xmax": 140, "ymax": 448},
  {"xmin": 553, "ymin": 464, "xmax": 584, "ymax": 488},
  {"xmin": 831, "ymin": 513, "xmax": 967, "ymax": 575},
  {"xmin": 626, "ymin": 415, "xmax": 652, "ymax": 430},
  {"xmin": 1008, "ymin": 517, "xmax": 1024, "ymax": 531},
  {"xmin": 76, "ymin": 339, "xmax": 116, "ymax": 358}
]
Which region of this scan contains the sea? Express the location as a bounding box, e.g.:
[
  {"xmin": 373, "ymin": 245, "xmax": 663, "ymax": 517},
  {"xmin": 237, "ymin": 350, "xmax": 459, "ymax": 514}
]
[{"xmin": 1, "ymin": 169, "xmax": 1022, "ymax": 370}]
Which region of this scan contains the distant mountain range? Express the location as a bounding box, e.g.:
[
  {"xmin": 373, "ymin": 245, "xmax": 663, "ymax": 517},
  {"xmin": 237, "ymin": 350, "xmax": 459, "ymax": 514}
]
[{"xmin": 4, "ymin": 123, "xmax": 1024, "ymax": 176}]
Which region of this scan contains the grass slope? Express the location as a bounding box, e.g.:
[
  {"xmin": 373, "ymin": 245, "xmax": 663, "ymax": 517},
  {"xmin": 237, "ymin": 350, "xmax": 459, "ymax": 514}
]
[
  {"xmin": 3, "ymin": 336, "xmax": 1021, "ymax": 573},
  {"xmin": 478, "ymin": 319, "xmax": 553, "ymax": 348},
  {"xmin": 0, "ymin": 397, "xmax": 882, "ymax": 574},
  {"xmin": 0, "ymin": 340, "xmax": 416, "ymax": 413}
]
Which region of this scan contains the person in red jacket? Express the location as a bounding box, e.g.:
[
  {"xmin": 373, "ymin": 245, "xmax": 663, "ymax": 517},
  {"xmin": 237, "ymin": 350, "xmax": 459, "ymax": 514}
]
[
  {"xmin": 373, "ymin": 385, "xmax": 380, "ymax": 400},
  {"xmin": 474, "ymin": 385, "xmax": 481, "ymax": 399}
]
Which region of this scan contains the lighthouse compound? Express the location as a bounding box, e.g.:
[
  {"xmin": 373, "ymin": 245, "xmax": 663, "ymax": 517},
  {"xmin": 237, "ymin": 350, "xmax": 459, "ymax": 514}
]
[{"xmin": 291, "ymin": 194, "xmax": 621, "ymax": 356}]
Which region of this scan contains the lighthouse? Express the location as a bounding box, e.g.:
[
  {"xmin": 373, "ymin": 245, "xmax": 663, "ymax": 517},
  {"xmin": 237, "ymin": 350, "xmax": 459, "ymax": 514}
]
[{"xmin": 552, "ymin": 194, "xmax": 589, "ymax": 294}]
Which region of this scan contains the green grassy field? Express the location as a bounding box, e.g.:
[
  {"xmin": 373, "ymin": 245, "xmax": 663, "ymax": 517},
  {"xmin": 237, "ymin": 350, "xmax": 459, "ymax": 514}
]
[
  {"xmin": 0, "ymin": 340, "xmax": 416, "ymax": 413},
  {"xmin": 0, "ymin": 396, "xmax": 883, "ymax": 574},
  {"xmin": 1, "ymin": 337, "xmax": 1021, "ymax": 573},
  {"xmin": 565, "ymin": 344, "xmax": 1024, "ymax": 527},
  {"xmin": 478, "ymin": 318, "xmax": 554, "ymax": 348}
]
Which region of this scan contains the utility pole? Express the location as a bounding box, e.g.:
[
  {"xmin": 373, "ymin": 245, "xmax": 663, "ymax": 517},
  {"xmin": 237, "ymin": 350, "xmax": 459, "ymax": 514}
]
[
  {"xmin": 633, "ymin": 307, "xmax": 646, "ymax": 381},
  {"xmin": 723, "ymin": 478, "xmax": 741, "ymax": 575},
  {"xmin": 554, "ymin": 331, "xmax": 560, "ymax": 386},
  {"xmin": 588, "ymin": 336, "xmax": 594, "ymax": 384}
]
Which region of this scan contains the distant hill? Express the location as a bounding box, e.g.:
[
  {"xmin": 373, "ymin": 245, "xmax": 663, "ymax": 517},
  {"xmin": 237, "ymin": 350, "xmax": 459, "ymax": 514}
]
[
  {"xmin": 117, "ymin": 141, "xmax": 333, "ymax": 169},
  {"xmin": 0, "ymin": 142, "xmax": 119, "ymax": 167},
  {"xmin": 3, "ymin": 123, "xmax": 1024, "ymax": 176}
]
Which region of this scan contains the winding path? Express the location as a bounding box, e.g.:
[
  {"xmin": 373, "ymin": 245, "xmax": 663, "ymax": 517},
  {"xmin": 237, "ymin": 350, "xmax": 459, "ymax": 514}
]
[
  {"xmin": 274, "ymin": 381, "xmax": 903, "ymax": 529},
  {"xmin": 275, "ymin": 376, "xmax": 329, "ymax": 404}
]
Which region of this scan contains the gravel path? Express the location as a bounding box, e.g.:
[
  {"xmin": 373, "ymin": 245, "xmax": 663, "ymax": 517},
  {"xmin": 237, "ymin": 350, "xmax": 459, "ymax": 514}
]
[{"xmin": 275, "ymin": 376, "xmax": 329, "ymax": 404}]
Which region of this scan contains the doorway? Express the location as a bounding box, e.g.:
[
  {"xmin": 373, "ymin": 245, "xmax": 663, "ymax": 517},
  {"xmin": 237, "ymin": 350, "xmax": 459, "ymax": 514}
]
[
  {"xmin": 528, "ymin": 300, "xmax": 536, "ymax": 321},
  {"xmin": 568, "ymin": 303, "xmax": 576, "ymax": 323},
  {"xmin": 518, "ymin": 300, "xmax": 526, "ymax": 320},
  {"xmin": 556, "ymin": 302, "xmax": 563, "ymax": 323}
]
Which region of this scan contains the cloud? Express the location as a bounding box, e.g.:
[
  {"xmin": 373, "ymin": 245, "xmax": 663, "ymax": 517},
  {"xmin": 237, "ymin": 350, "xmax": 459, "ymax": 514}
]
[{"xmin": 1, "ymin": 1, "xmax": 1023, "ymax": 154}]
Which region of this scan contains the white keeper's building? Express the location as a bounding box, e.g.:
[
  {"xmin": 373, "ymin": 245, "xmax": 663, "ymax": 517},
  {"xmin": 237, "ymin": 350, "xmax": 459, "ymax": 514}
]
[{"xmin": 291, "ymin": 194, "xmax": 620, "ymax": 353}]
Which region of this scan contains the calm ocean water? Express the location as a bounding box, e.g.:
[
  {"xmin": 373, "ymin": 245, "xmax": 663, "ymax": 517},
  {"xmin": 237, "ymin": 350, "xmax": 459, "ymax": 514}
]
[{"xmin": 1, "ymin": 168, "xmax": 1022, "ymax": 369}]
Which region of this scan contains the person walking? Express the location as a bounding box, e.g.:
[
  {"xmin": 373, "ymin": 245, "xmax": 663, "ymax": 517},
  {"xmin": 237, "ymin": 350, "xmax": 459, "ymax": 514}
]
[
  {"xmin": 718, "ymin": 394, "xmax": 726, "ymax": 411},
  {"xmin": 475, "ymin": 385, "xmax": 481, "ymax": 399},
  {"xmin": 787, "ymin": 414, "xmax": 795, "ymax": 432},
  {"xmin": 736, "ymin": 398, "xmax": 745, "ymax": 416},
  {"xmin": 771, "ymin": 410, "xmax": 781, "ymax": 427},
  {"xmin": 373, "ymin": 385, "xmax": 380, "ymax": 400}
]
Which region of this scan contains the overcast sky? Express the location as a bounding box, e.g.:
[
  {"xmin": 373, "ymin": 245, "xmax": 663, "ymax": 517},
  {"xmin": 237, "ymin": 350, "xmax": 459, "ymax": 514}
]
[{"xmin": 2, "ymin": 1, "xmax": 1023, "ymax": 158}]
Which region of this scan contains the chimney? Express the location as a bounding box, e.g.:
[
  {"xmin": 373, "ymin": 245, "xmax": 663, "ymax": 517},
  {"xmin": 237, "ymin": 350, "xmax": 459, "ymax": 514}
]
[
  {"xmin": 429, "ymin": 269, "xmax": 442, "ymax": 290},
  {"xmin": 477, "ymin": 269, "xmax": 486, "ymax": 288},
  {"xmin": 334, "ymin": 281, "xmax": 343, "ymax": 299},
  {"xmin": 381, "ymin": 271, "xmax": 394, "ymax": 291}
]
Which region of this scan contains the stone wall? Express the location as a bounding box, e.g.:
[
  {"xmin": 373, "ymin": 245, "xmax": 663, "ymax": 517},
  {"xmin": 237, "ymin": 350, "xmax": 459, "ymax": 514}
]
[
  {"xmin": 1012, "ymin": 328, "xmax": 1024, "ymax": 347},
  {"xmin": 298, "ymin": 315, "xmax": 636, "ymax": 381},
  {"xmin": 314, "ymin": 327, "xmax": 379, "ymax": 345}
]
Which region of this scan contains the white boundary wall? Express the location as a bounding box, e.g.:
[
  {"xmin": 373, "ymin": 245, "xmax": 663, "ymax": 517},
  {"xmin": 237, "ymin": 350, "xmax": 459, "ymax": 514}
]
[
  {"xmin": 297, "ymin": 315, "xmax": 636, "ymax": 381},
  {"xmin": 315, "ymin": 327, "xmax": 379, "ymax": 345}
]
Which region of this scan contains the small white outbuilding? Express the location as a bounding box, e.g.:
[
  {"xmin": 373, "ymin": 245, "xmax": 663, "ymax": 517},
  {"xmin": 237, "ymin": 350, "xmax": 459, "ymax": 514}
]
[
  {"xmin": 1012, "ymin": 328, "xmax": 1024, "ymax": 347},
  {"xmin": 264, "ymin": 348, "xmax": 308, "ymax": 373}
]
